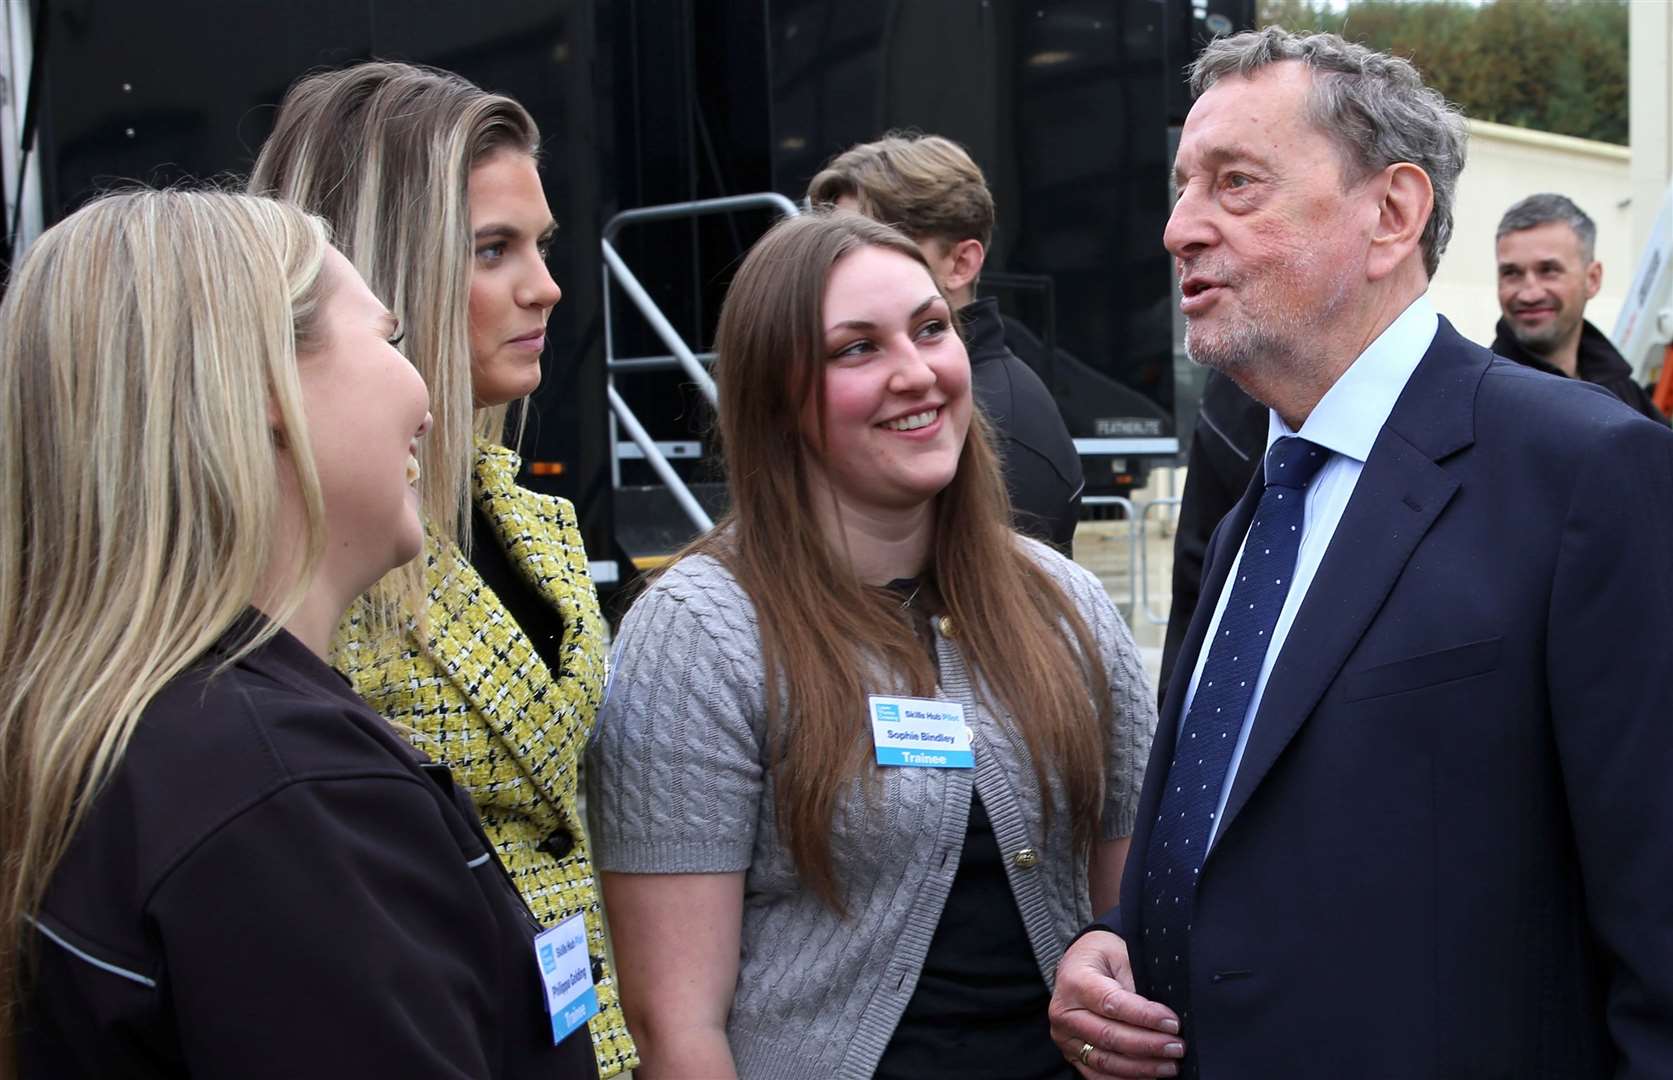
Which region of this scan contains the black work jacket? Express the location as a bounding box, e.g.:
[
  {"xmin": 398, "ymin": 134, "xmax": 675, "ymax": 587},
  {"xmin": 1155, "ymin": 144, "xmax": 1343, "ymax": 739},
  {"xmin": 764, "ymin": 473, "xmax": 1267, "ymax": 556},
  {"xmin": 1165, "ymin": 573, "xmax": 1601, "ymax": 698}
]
[
  {"xmin": 1491, "ymin": 317, "xmax": 1667, "ymax": 424},
  {"xmin": 19, "ymin": 617, "xmax": 598, "ymax": 1080},
  {"xmin": 962, "ymin": 297, "xmax": 1084, "ymax": 553}
]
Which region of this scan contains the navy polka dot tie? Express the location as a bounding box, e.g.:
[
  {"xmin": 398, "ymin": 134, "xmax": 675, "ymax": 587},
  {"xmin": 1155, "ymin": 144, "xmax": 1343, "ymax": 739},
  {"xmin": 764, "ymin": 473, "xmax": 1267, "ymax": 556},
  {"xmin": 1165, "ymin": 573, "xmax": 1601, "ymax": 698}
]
[{"xmin": 1140, "ymin": 437, "xmax": 1329, "ymax": 1028}]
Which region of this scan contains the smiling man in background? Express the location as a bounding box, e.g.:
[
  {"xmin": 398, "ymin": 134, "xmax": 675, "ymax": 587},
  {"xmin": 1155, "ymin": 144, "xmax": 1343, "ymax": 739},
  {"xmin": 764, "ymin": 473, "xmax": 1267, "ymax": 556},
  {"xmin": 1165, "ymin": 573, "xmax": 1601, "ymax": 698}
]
[{"xmin": 1492, "ymin": 192, "xmax": 1665, "ymax": 422}]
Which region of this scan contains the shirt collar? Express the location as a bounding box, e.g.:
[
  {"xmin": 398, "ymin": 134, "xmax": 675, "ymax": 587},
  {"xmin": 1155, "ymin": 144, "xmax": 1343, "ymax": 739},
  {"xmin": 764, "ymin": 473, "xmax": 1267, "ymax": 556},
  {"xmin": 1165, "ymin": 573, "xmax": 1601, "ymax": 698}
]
[
  {"xmin": 1266, "ymin": 294, "xmax": 1438, "ymax": 470},
  {"xmin": 957, "ymin": 296, "xmax": 1007, "ymax": 363}
]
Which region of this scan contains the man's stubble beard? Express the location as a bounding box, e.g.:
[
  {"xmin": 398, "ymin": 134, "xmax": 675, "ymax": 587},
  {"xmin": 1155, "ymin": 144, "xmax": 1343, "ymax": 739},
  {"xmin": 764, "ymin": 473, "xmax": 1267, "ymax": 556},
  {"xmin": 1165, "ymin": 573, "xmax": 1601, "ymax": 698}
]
[
  {"xmin": 1184, "ymin": 315, "xmax": 1295, "ymax": 379},
  {"xmin": 1506, "ymin": 312, "xmax": 1573, "ymax": 358},
  {"xmin": 1181, "ymin": 256, "xmax": 1351, "ymax": 393},
  {"xmin": 1177, "ymin": 277, "xmax": 1345, "ymax": 387}
]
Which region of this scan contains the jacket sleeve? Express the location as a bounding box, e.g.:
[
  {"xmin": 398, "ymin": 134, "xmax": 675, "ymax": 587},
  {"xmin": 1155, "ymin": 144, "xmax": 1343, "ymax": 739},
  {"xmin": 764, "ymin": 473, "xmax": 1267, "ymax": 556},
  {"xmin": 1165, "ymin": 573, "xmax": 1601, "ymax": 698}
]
[
  {"xmin": 1544, "ymin": 414, "xmax": 1673, "ymax": 1076},
  {"xmin": 1081, "ymin": 906, "xmax": 1123, "ymax": 941},
  {"xmin": 150, "ymin": 774, "xmax": 533, "ymax": 1080}
]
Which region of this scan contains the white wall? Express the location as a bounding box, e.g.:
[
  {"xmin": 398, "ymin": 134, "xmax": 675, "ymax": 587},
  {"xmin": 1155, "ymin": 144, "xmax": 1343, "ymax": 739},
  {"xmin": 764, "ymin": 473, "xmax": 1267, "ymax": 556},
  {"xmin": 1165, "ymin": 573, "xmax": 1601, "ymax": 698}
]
[
  {"xmin": 1630, "ymin": 0, "xmax": 1671, "ymax": 257},
  {"xmin": 1428, "ymin": 119, "xmax": 1633, "ymax": 348}
]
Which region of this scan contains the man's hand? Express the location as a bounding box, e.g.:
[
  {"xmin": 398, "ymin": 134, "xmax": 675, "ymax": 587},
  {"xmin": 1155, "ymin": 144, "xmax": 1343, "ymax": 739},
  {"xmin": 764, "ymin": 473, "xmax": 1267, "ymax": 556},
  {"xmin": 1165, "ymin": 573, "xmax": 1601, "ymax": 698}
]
[{"xmin": 1049, "ymin": 930, "xmax": 1186, "ymax": 1079}]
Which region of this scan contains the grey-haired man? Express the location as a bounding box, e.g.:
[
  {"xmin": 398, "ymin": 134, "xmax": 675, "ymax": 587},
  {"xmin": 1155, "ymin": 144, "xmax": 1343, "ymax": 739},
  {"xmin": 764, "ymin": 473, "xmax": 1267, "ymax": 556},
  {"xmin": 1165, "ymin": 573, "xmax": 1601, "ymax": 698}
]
[
  {"xmin": 1492, "ymin": 192, "xmax": 1665, "ymax": 422},
  {"xmin": 1050, "ymin": 27, "xmax": 1673, "ymax": 1080}
]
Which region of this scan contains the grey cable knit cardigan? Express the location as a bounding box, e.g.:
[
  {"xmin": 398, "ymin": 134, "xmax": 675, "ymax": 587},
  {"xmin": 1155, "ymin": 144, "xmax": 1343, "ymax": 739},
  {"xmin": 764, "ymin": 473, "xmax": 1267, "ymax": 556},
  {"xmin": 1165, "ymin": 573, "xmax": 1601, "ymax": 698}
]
[{"xmin": 587, "ymin": 538, "xmax": 1156, "ymax": 1079}]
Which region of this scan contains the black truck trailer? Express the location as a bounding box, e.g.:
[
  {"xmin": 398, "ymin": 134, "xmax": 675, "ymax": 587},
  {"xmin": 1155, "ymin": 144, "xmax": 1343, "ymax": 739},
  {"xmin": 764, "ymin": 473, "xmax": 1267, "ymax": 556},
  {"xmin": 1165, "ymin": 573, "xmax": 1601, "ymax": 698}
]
[{"xmin": 0, "ymin": 0, "xmax": 1252, "ymax": 599}]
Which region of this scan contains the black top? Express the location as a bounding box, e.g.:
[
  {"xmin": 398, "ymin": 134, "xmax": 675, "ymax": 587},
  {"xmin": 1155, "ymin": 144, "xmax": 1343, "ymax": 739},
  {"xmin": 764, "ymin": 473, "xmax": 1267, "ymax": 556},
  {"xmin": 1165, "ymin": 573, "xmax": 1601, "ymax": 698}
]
[
  {"xmin": 471, "ymin": 503, "xmax": 566, "ymax": 675},
  {"xmin": 1491, "ymin": 317, "xmax": 1667, "ymax": 424},
  {"xmin": 876, "ymin": 794, "xmax": 1071, "ymax": 1080},
  {"xmin": 962, "ymin": 297, "xmax": 1085, "ymax": 554},
  {"xmin": 875, "ymin": 579, "xmax": 1071, "ymax": 1080},
  {"xmin": 20, "ymin": 616, "xmax": 598, "ymax": 1080}
]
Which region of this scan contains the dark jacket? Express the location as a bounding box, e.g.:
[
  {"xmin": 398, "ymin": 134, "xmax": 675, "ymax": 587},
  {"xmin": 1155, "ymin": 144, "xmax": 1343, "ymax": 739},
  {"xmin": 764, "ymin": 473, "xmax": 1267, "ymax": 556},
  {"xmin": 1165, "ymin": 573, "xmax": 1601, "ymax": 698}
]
[
  {"xmin": 961, "ymin": 297, "xmax": 1084, "ymax": 553},
  {"xmin": 1491, "ymin": 316, "xmax": 1667, "ymax": 424},
  {"xmin": 20, "ymin": 618, "xmax": 598, "ymax": 1080},
  {"xmin": 1159, "ymin": 371, "xmax": 1266, "ymax": 699}
]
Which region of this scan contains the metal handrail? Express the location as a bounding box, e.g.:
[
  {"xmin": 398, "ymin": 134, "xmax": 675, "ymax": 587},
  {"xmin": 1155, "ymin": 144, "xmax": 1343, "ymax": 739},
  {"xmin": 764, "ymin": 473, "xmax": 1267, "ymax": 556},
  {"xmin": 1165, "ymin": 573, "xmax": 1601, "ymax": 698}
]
[
  {"xmin": 601, "ymin": 193, "xmax": 800, "ymax": 536},
  {"xmin": 601, "ymin": 239, "xmax": 718, "ymax": 405},
  {"xmin": 603, "ymin": 192, "xmax": 800, "ymax": 242},
  {"xmin": 608, "ymin": 384, "xmax": 713, "ymax": 531},
  {"xmin": 611, "ymin": 351, "xmax": 717, "ymax": 373}
]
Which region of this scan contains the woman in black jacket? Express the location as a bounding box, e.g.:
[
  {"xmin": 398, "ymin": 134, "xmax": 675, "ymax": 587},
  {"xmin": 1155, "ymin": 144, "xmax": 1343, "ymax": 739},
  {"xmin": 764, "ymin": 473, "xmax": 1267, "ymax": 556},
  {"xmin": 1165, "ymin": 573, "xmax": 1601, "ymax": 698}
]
[{"xmin": 0, "ymin": 190, "xmax": 598, "ymax": 1079}]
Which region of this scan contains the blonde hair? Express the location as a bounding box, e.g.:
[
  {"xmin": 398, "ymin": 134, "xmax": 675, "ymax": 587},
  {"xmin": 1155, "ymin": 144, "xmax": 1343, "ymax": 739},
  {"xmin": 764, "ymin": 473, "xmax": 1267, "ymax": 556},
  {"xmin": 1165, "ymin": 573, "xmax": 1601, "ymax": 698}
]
[
  {"xmin": 807, "ymin": 131, "xmax": 995, "ymax": 249},
  {"xmin": 249, "ymin": 61, "xmax": 540, "ymax": 558},
  {"xmin": 0, "ymin": 190, "xmax": 332, "ymax": 1061},
  {"xmin": 683, "ymin": 210, "xmax": 1108, "ymax": 908}
]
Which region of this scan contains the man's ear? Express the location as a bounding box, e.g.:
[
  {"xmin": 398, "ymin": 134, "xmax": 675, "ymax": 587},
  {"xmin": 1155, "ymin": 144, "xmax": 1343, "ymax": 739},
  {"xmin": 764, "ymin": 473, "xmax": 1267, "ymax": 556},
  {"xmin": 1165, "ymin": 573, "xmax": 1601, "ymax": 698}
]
[
  {"xmin": 942, "ymin": 238, "xmax": 986, "ymax": 296},
  {"xmin": 1366, "ymin": 162, "xmax": 1432, "ymax": 282},
  {"xmin": 1584, "ymin": 259, "xmax": 1603, "ymax": 300}
]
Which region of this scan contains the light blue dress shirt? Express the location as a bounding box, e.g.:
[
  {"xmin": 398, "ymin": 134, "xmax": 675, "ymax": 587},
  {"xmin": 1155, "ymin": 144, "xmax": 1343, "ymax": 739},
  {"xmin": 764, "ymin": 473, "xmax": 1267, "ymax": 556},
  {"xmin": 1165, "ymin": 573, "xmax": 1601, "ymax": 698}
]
[{"xmin": 1187, "ymin": 295, "xmax": 1440, "ymax": 848}]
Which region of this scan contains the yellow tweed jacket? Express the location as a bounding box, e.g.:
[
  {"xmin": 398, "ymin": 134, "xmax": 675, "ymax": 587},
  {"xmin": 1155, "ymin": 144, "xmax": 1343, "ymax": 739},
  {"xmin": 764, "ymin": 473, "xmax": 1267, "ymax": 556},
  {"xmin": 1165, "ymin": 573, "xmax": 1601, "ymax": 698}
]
[{"xmin": 342, "ymin": 441, "xmax": 636, "ymax": 1077}]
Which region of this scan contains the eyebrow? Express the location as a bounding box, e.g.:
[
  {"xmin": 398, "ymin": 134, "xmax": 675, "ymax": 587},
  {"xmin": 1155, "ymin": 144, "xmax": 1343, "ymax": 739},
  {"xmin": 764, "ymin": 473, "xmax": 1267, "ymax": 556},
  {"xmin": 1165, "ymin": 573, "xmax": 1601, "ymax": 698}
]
[
  {"xmin": 825, "ymin": 294, "xmax": 945, "ymax": 334},
  {"xmin": 1174, "ymin": 143, "xmax": 1271, "ymax": 185},
  {"xmin": 1498, "ymin": 258, "xmax": 1565, "ymax": 272},
  {"xmin": 473, "ymin": 219, "xmax": 558, "ymax": 241}
]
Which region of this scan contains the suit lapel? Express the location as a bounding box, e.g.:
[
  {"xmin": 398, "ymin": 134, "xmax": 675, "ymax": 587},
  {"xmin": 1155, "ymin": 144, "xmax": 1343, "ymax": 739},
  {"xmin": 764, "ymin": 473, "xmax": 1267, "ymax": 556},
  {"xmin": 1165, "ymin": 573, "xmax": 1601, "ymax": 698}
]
[
  {"xmin": 433, "ymin": 442, "xmax": 606, "ymax": 742},
  {"xmin": 1207, "ymin": 319, "xmax": 1490, "ymax": 851},
  {"xmin": 412, "ymin": 444, "xmax": 550, "ymax": 735},
  {"xmin": 474, "ymin": 441, "xmax": 595, "ymax": 623},
  {"xmin": 1212, "ymin": 434, "xmax": 1457, "ymax": 839},
  {"xmin": 424, "ymin": 537, "xmax": 546, "ymax": 723}
]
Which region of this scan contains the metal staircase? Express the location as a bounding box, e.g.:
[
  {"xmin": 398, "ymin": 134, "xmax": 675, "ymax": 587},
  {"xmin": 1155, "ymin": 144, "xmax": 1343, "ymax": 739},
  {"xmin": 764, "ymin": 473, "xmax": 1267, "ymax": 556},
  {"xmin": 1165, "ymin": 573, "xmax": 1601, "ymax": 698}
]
[{"xmin": 601, "ymin": 193, "xmax": 800, "ymax": 576}]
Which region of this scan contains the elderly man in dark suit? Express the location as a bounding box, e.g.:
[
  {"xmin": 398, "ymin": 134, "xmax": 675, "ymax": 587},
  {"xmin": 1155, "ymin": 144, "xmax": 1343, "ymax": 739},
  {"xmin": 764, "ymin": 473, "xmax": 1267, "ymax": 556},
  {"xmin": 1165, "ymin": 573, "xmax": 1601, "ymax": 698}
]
[{"xmin": 1048, "ymin": 27, "xmax": 1673, "ymax": 1080}]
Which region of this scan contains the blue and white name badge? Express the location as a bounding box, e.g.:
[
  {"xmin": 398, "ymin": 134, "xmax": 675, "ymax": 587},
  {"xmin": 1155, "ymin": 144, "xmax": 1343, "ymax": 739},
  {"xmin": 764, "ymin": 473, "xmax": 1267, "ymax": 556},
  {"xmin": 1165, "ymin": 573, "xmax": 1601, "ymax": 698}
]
[
  {"xmin": 533, "ymin": 913, "xmax": 598, "ymax": 1045},
  {"xmin": 869, "ymin": 695, "xmax": 973, "ymax": 769}
]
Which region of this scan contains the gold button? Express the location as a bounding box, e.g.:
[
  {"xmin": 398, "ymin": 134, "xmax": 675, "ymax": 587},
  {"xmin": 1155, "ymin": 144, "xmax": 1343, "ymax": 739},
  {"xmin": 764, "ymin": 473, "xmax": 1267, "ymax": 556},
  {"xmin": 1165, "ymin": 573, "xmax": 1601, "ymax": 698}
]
[
  {"xmin": 936, "ymin": 615, "xmax": 956, "ymax": 638},
  {"xmin": 1012, "ymin": 848, "xmax": 1039, "ymax": 869}
]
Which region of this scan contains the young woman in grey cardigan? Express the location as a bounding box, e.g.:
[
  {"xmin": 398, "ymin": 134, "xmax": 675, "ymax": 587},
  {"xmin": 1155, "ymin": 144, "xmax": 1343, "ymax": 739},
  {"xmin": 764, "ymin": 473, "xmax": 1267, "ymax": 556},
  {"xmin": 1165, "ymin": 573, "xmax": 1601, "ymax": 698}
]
[{"xmin": 589, "ymin": 210, "xmax": 1156, "ymax": 1080}]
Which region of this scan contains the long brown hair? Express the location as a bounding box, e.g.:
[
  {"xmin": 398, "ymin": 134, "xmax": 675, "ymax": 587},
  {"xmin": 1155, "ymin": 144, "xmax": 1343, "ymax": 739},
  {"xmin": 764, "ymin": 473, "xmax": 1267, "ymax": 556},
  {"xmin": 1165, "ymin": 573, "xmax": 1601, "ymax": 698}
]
[{"xmin": 688, "ymin": 210, "xmax": 1110, "ymax": 908}]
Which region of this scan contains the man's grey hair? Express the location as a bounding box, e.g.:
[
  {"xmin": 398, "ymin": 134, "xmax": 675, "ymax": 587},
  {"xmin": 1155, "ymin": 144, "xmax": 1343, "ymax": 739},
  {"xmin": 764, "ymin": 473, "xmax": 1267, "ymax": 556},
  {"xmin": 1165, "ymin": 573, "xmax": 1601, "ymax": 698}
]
[
  {"xmin": 1496, "ymin": 193, "xmax": 1596, "ymax": 262},
  {"xmin": 1190, "ymin": 27, "xmax": 1468, "ymax": 278}
]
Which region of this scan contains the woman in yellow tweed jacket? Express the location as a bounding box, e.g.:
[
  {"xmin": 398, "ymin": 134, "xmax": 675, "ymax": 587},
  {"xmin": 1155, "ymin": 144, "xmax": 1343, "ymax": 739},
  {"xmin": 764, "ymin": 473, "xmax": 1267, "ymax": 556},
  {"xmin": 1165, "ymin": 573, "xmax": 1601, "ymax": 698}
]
[
  {"xmin": 347, "ymin": 441, "xmax": 624, "ymax": 1060},
  {"xmin": 251, "ymin": 61, "xmax": 636, "ymax": 1076}
]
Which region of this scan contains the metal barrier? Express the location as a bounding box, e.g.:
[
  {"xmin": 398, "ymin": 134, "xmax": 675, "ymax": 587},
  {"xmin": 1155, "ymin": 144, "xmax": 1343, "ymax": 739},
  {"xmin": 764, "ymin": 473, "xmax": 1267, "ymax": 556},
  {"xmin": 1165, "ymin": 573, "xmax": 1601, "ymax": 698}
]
[
  {"xmin": 1080, "ymin": 495, "xmax": 1138, "ymax": 619},
  {"xmin": 601, "ymin": 193, "xmax": 801, "ymax": 533},
  {"xmin": 1081, "ymin": 493, "xmax": 1182, "ymax": 626},
  {"xmin": 1135, "ymin": 496, "xmax": 1182, "ymax": 625}
]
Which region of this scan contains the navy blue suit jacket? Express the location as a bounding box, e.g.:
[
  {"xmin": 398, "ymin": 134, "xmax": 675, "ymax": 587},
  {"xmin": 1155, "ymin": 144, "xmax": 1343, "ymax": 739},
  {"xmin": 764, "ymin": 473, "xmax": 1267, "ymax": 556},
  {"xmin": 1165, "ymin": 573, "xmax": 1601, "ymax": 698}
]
[{"xmin": 1108, "ymin": 318, "xmax": 1673, "ymax": 1078}]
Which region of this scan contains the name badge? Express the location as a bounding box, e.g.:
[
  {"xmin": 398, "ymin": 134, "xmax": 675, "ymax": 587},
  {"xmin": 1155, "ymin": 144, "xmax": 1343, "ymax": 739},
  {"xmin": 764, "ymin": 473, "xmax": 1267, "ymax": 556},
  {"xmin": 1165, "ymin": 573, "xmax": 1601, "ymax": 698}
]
[
  {"xmin": 869, "ymin": 695, "xmax": 973, "ymax": 768},
  {"xmin": 533, "ymin": 913, "xmax": 598, "ymax": 1045}
]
